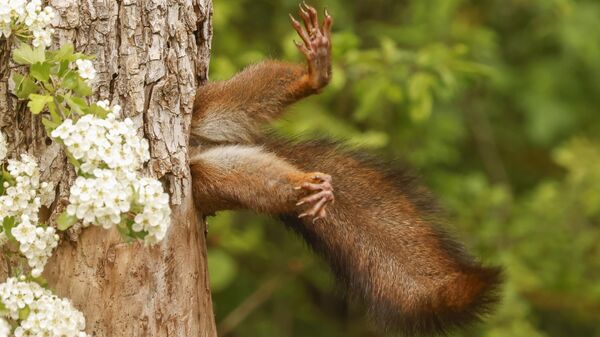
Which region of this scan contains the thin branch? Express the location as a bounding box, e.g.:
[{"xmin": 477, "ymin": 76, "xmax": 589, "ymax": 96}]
[
  {"xmin": 464, "ymin": 91, "xmax": 511, "ymax": 190},
  {"xmin": 218, "ymin": 275, "xmax": 284, "ymax": 336}
]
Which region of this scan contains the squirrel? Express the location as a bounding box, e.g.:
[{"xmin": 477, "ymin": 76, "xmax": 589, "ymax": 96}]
[{"xmin": 189, "ymin": 4, "xmax": 502, "ymax": 336}]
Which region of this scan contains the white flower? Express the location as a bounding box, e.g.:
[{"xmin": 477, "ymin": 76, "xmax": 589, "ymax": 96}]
[
  {"xmin": 95, "ymin": 101, "xmax": 122, "ymax": 119},
  {"xmin": 51, "ymin": 105, "xmax": 171, "ymax": 244},
  {"xmin": 11, "ymin": 215, "xmax": 59, "ymax": 277},
  {"xmin": 75, "ymin": 59, "xmax": 96, "ymax": 81},
  {"xmin": 0, "ymin": 277, "xmax": 48, "ymax": 320},
  {"xmin": 1, "ymin": 154, "xmax": 54, "ymax": 223},
  {"xmin": 52, "ymin": 111, "xmax": 149, "ymax": 174},
  {"xmin": 0, "ymin": 278, "xmax": 88, "ymax": 337},
  {"xmin": 65, "ymin": 170, "xmax": 170, "ymax": 244},
  {"xmin": 0, "ymin": 131, "xmax": 7, "ymax": 161},
  {"xmin": 0, "ymin": 317, "xmax": 9, "ymax": 337},
  {"xmin": 12, "ymin": 215, "xmax": 37, "ymax": 244},
  {"xmin": 67, "ymin": 169, "xmax": 131, "ymax": 230},
  {"xmin": 111, "ymin": 104, "xmax": 122, "ymax": 117},
  {"xmin": 132, "ymin": 177, "xmax": 171, "ymax": 244},
  {"xmin": 0, "ymin": 25, "xmax": 11, "ymax": 39},
  {"xmin": 0, "ymin": 154, "xmax": 57, "ymax": 276},
  {"xmin": 32, "ymin": 27, "xmax": 54, "ymax": 47},
  {"xmin": 2, "ymin": 0, "xmax": 55, "ymax": 47},
  {"xmin": 0, "ymin": 7, "xmax": 11, "ymax": 25},
  {"xmin": 9, "ymin": 0, "xmax": 27, "ymax": 16},
  {"xmin": 96, "ymin": 99, "xmax": 110, "ymax": 110}
]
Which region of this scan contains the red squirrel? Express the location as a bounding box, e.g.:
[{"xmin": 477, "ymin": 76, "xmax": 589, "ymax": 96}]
[{"xmin": 190, "ymin": 4, "xmax": 502, "ymax": 336}]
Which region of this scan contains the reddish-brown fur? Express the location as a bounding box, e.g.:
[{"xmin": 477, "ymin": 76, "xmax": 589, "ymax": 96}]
[
  {"xmin": 268, "ymin": 140, "xmax": 501, "ymax": 335},
  {"xmin": 189, "ymin": 5, "xmax": 501, "ymax": 336}
]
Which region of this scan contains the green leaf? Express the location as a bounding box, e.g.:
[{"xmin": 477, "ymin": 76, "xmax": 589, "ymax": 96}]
[
  {"xmin": 62, "ymin": 69, "xmax": 93, "ymax": 97},
  {"xmin": 74, "ymin": 77, "xmax": 93, "ymax": 97},
  {"xmin": 12, "ymin": 43, "xmax": 45, "ymax": 65},
  {"xmin": 18, "ymin": 306, "xmax": 30, "ymax": 320},
  {"xmin": 62, "ymin": 71, "xmax": 79, "ymax": 90},
  {"xmin": 89, "ymin": 103, "xmax": 109, "ymax": 118},
  {"xmin": 30, "ymin": 62, "xmax": 51, "ymax": 82},
  {"xmin": 2, "ymin": 216, "xmax": 16, "ymax": 241},
  {"xmin": 73, "ymin": 52, "xmax": 92, "ymax": 60},
  {"xmin": 65, "ymin": 151, "xmax": 81, "ymax": 169},
  {"xmin": 409, "ymin": 93, "xmax": 432, "ymax": 122},
  {"xmin": 11, "ymin": 73, "xmax": 39, "ymax": 99},
  {"xmin": 52, "ymin": 43, "xmax": 75, "ymax": 61},
  {"xmin": 353, "ymin": 80, "xmax": 385, "ymax": 121},
  {"xmin": 47, "ymin": 101, "xmax": 61, "ymax": 123},
  {"xmin": 0, "ymin": 300, "xmax": 7, "ymax": 316},
  {"xmin": 2, "ymin": 171, "xmax": 14, "ymax": 185},
  {"xmin": 408, "ymin": 72, "xmax": 435, "ymax": 121},
  {"xmin": 20, "ymin": 77, "xmax": 39, "ymax": 99},
  {"xmin": 41, "ymin": 118, "xmax": 60, "ymax": 133},
  {"xmin": 27, "ymin": 94, "xmax": 54, "ymax": 114},
  {"xmin": 64, "ymin": 95, "xmax": 89, "ymax": 115},
  {"xmin": 130, "ymin": 229, "xmax": 149, "ymax": 240},
  {"xmin": 56, "ymin": 212, "xmax": 78, "ymax": 231},
  {"xmin": 126, "ymin": 219, "xmax": 148, "ymax": 240},
  {"xmin": 57, "ymin": 60, "xmax": 70, "ymax": 77},
  {"xmin": 11, "ymin": 72, "xmax": 23, "ymax": 88},
  {"xmin": 25, "ymin": 275, "xmax": 49, "ymax": 288},
  {"xmin": 116, "ymin": 221, "xmax": 133, "ymax": 243}
]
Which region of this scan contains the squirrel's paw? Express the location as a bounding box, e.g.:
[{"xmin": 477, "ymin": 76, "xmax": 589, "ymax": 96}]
[
  {"xmin": 295, "ymin": 172, "xmax": 334, "ymax": 222},
  {"xmin": 289, "ymin": 3, "xmax": 333, "ymax": 90}
]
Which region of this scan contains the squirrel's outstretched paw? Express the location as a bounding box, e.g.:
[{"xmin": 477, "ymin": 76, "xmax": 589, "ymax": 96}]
[
  {"xmin": 295, "ymin": 173, "xmax": 334, "ymax": 221},
  {"xmin": 289, "ymin": 3, "xmax": 333, "ymax": 90}
]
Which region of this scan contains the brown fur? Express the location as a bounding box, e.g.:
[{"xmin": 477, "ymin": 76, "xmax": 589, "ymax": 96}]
[
  {"xmin": 266, "ymin": 139, "xmax": 502, "ymax": 335},
  {"xmin": 191, "ymin": 61, "xmax": 314, "ymax": 145},
  {"xmin": 190, "ymin": 144, "xmax": 317, "ymax": 215},
  {"xmin": 189, "ymin": 9, "xmax": 502, "ymax": 335}
]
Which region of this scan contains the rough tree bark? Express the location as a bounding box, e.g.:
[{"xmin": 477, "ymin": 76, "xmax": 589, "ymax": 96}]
[{"xmin": 0, "ymin": 0, "xmax": 217, "ymax": 336}]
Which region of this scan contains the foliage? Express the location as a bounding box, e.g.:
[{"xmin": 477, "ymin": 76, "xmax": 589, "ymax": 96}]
[{"xmin": 206, "ymin": 0, "xmax": 600, "ymax": 336}]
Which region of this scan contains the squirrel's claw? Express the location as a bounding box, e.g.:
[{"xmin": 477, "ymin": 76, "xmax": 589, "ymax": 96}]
[
  {"xmin": 297, "ymin": 190, "xmax": 333, "ymax": 206},
  {"xmin": 323, "ymin": 9, "xmax": 333, "ymax": 40},
  {"xmin": 290, "ymin": 3, "xmax": 333, "ymax": 91},
  {"xmin": 296, "ymin": 173, "xmax": 334, "ymax": 221},
  {"xmin": 291, "ymin": 3, "xmax": 332, "ymax": 53},
  {"xmin": 290, "ymin": 13, "xmax": 312, "ymax": 48}
]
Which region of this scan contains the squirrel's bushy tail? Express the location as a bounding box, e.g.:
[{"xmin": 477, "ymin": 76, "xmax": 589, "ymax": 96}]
[{"xmin": 266, "ymin": 139, "xmax": 502, "ymax": 336}]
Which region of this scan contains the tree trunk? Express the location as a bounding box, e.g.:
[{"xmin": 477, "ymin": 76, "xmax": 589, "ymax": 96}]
[{"xmin": 0, "ymin": 0, "xmax": 217, "ymax": 336}]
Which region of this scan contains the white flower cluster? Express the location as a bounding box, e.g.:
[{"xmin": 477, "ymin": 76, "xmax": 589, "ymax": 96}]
[
  {"xmin": 0, "ymin": 0, "xmax": 56, "ymax": 47},
  {"xmin": 0, "ymin": 277, "xmax": 48, "ymax": 321},
  {"xmin": 0, "ymin": 278, "xmax": 88, "ymax": 337},
  {"xmin": 67, "ymin": 169, "xmax": 133, "ymax": 229},
  {"xmin": 74, "ymin": 59, "xmax": 96, "ymax": 82},
  {"xmin": 0, "ymin": 131, "xmax": 6, "ymax": 162},
  {"xmin": 0, "ymin": 317, "xmax": 9, "ymax": 337},
  {"xmin": 95, "ymin": 100, "xmax": 121, "ymax": 117},
  {"xmin": 0, "ymin": 154, "xmax": 54, "ymax": 223},
  {"xmin": 52, "ymin": 106, "xmax": 170, "ymax": 244},
  {"xmin": 0, "ymin": 154, "xmax": 56, "ymax": 276},
  {"xmin": 132, "ymin": 177, "xmax": 171, "ymax": 244},
  {"xmin": 65, "ymin": 170, "xmax": 170, "ymax": 244},
  {"xmin": 51, "ymin": 112, "xmax": 149, "ymax": 174},
  {"xmin": 11, "ymin": 215, "xmax": 59, "ymax": 277}
]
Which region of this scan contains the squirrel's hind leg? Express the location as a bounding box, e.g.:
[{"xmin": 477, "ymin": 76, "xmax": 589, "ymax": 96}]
[{"xmin": 190, "ymin": 145, "xmax": 334, "ymax": 218}]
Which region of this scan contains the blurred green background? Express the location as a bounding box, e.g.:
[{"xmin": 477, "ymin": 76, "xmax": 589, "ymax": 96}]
[{"xmin": 205, "ymin": 0, "xmax": 600, "ymax": 336}]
